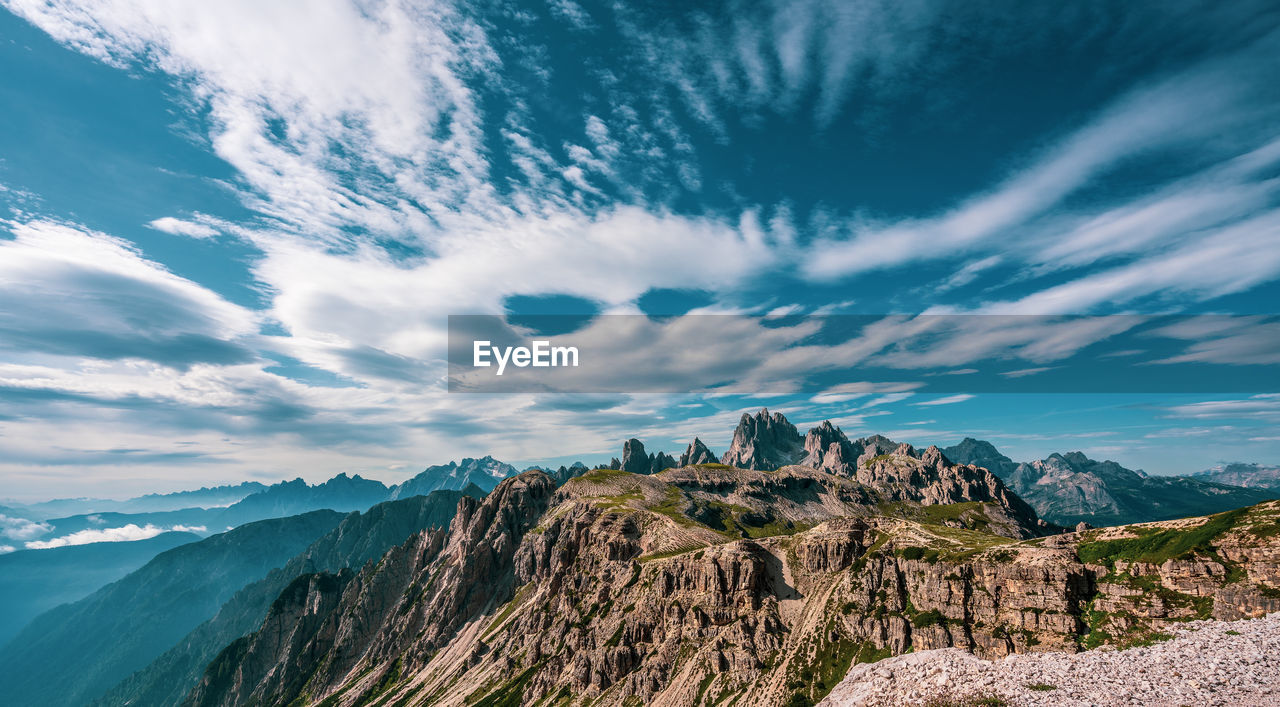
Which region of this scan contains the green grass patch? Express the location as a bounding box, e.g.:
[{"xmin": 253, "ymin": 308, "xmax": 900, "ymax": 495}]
[
  {"xmin": 1077, "ymin": 508, "xmax": 1248, "ymax": 566},
  {"xmin": 638, "ymin": 543, "xmax": 706, "ymax": 563},
  {"xmin": 1026, "ymin": 683, "xmax": 1056, "ymax": 692},
  {"xmin": 895, "ymin": 545, "xmax": 940, "ymax": 563},
  {"xmin": 910, "ymin": 608, "xmax": 947, "ymax": 629},
  {"xmin": 468, "ymin": 661, "xmax": 544, "ymax": 707},
  {"xmin": 648, "ymin": 486, "xmax": 699, "ymax": 528},
  {"xmin": 481, "ymin": 583, "xmax": 533, "ymax": 642}
]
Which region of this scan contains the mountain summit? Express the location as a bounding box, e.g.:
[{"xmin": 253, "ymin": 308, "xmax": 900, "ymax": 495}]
[
  {"xmin": 720, "ymin": 408, "xmax": 805, "ymax": 469},
  {"xmin": 945, "ymin": 442, "xmax": 1279, "ymax": 527},
  {"xmin": 389, "ymin": 456, "xmax": 517, "ymax": 498}
]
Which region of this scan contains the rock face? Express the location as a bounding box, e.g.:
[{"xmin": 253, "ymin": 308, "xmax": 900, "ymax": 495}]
[
  {"xmin": 187, "ymin": 468, "xmax": 1280, "ymax": 707},
  {"xmin": 1006, "ymin": 451, "xmax": 1278, "ymax": 527},
  {"xmin": 802, "ymin": 423, "xmax": 917, "ymax": 475},
  {"xmin": 617, "ymin": 438, "xmax": 677, "ymax": 475},
  {"xmin": 620, "ymin": 438, "xmax": 650, "ymax": 475},
  {"xmin": 721, "ymin": 409, "xmax": 805, "ymax": 470},
  {"xmin": 679, "ymin": 437, "xmax": 718, "ymax": 466},
  {"xmin": 185, "ymin": 472, "xmax": 555, "ymax": 707},
  {"xmin": 799, "ymin": 422, "xmax": 1051, "ymax": 536}
]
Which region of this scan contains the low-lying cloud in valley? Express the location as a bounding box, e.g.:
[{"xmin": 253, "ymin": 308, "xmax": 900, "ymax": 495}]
[{"xmin": 21, "ymin": 523, "xmax": 206, "ymax": 550}]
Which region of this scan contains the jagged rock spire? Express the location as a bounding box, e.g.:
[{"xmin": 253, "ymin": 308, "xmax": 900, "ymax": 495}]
[
  {"xmin": 679, "ymin": 437, "xmax": 718, "ymax": 466},
  {"xmin": 721, "ymin": 408, "xmax": 804, "ymax": 470}
]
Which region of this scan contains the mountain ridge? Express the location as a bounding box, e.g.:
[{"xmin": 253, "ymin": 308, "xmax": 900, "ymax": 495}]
[
  {"xmin": 943, "ymin": 439, "xmax": 1280, "ymax": 527},
  {"xmin": 95, "ymin": 487, "xmax": 480, "ymax": 707},
  {"xmin": 183, "ymin": 464, "xmax": 1280, "ymax": 706}
]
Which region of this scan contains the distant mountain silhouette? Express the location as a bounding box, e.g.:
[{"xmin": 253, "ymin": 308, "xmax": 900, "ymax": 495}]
[
  {"xmin": 0, "ymin": 511, "xmax": 345, "ymax": 707},
  {"xmin": 0, "ymin": 531, "xmax": 198, "ymax": 647}
]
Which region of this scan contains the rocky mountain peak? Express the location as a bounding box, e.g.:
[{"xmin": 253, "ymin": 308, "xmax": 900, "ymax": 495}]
[
  {"xmin": 802, "ymin": 420, "xmax": 859, "ymax": 475},
  {"xmin": 721, "ymin": 408, "xmax": 804, "ymax": 470},
  {"xmin": 621, "ymin": 438, "xmax": 649, "ymax": 474},
  {"xmin": 617, "ymin": 438, "xmax": 677, "ymax": 475},
  {"xmin": 942, "ymin": 438, "xmax": 1018, "ymax": 478},
  {"xmin": 678, "ymin": 437, "xmax": 718, "ymax": 466}
]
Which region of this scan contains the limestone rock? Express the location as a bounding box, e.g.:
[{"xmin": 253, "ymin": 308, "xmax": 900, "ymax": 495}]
[
  {"xmin": 679, "ymin": 437, "xmax": 718, "ymax": 466},
  {"xmin": 721, "ymin": 408, "xmax": 804, "ymax": 470}
]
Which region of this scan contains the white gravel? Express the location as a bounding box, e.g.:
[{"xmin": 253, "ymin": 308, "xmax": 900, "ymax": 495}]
[{"xmin": 820, "ymin": 613, "xmax": 1280, "ymax": 706}]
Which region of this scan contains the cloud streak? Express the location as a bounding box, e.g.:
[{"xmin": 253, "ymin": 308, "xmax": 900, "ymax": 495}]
[{"xmin": 22, "ymin": 522, "xmax": 195, "ymax": 549}]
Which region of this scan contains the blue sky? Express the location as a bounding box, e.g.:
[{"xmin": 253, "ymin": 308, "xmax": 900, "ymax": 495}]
[{"xmin": 1, "ymin": 0, "xmax": 1278, "ymax": 500}]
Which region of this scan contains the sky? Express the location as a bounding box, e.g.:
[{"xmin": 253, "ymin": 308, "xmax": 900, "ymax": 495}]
[{"xmin": 1, "ymin": 0, "xmax": 1279, "ymax": 501}]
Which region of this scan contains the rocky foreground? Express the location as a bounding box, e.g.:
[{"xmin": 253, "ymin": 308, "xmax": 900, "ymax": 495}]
[{"xmin": 822, "ymin": 613, "xmax": 1280, "ymax": 706}]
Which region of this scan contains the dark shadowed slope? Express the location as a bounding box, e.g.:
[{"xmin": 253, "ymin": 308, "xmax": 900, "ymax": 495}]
[
  {"xmin": 96, "ymin": 487, "xmax": 479, "ymax": 707},
  {"xmin": 0, "ymin": 531, "xmax": 198, "ymax": 646},
  {"xmin": 0, "ymin": 511, "xmax": 344, "ymax": 707}
]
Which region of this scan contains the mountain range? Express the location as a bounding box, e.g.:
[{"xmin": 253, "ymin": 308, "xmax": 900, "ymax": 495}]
[
  {"xmin": 1, "ymin": 481, "xmax": 268, "ymax": 521},
  {"xmin": 167, "ymin": 411, "xmax": 1280, "ymax": 706},
  {"xmin": 0, "ymin": 511, "xmax": 346, "ymax": 707},
  {"xmin": 3, "ymin": 409, "xmax": 1279, "ymax": 706},
  {"xmin": 942, "ymin": 439, "xmax": 1279, "ymax": 527},
  {"xmin": 0, "ymin": 487, "xmax": 481, "ymax": 707},
  {"xmin": 1193, "ymin": 462, "xmax": 1280, "ymax": 489},
  {"xmin": 9, "ymin": 461, "xmax": 521, "ymax": 550},
  {"xmin": 98, "ymin": 487, "xmax": 480, "ymax": 707},
  {"xmin": 584, "ymin": 411, "xmax": 1277, "ymax": 530}
]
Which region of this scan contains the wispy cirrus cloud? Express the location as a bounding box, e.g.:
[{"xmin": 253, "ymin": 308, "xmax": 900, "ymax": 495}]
[
  {"xmin": 1164, "ymin": 394, "xmax": 1280, "ymax": 420},
  {"xmin": 913, "ymin": 394, "xmax": 974, "ymax": 407},
  {"xmin": 805, "ymin": 31, "xmax": 1280, "ymax": 283}
]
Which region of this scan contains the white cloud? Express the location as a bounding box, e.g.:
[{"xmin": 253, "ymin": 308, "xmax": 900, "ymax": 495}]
[
  {"xmin": 4, "ymin": 0, "xmax": 501, "ymax": 241},
  {"xmin": 0, "ymin": 514, "xmax": 52, "ymax": 541},
  {"xmin": 1145, "ymin": 316, "xmax": 1280, "ymax": 366},
  {"xmin": 1001, "ymin": 367, "xmax": 1056, "ymax": 379},
  {"xmin": 0, "ymin": 219, "xmax": 258, "ymax": 365},
  {"xmin": 986, "ymin": 209, "xmax": 1280, "ymax": 313},
  {"xmin": 1165, "ymin": 394, "xmax": 1280, "ymax": 420},
  {"xmin": 912, "ymin": 394, "xmax": 974, "ymax": 406},
  {"xmin": 23, "ymin": 523, "xmax": 181, "ymax": 549},
  {"xmin": 254, "ymin": 205, "xmax": 788, "ymax": 378},
  {"xmin": 804, "ymin": 45, "xmax": 1277, "ymax": 281},
  {"xmin": 147, "ymin": 216, "xmax": 219, "ymax": 239},
  {"xmin": 0, "ymin": 545, "xmax": 14, "ymax": 554}
]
